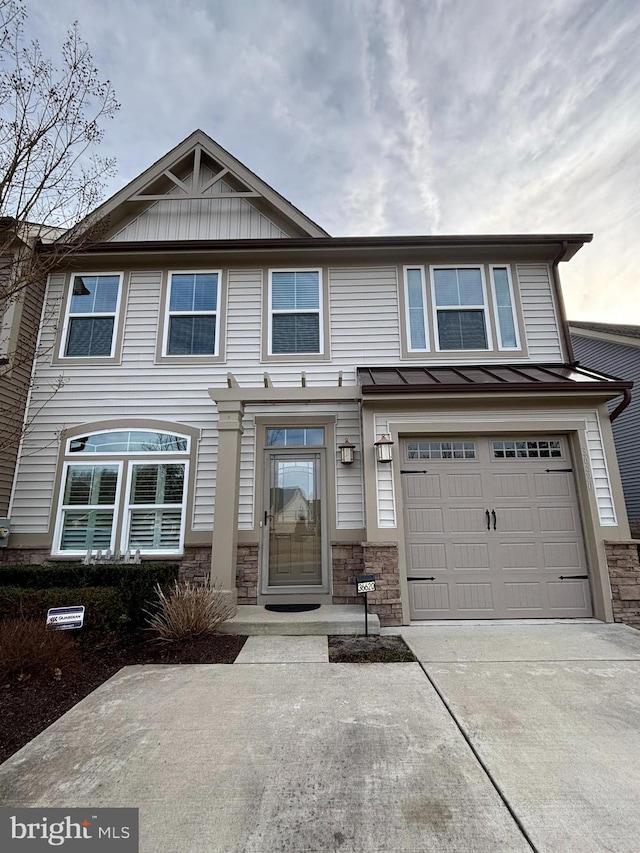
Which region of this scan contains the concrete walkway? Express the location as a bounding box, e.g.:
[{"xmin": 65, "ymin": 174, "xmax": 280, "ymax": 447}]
[{"xmin": 1, "ymin": 622, "xmax": 639, "ymax": 852}]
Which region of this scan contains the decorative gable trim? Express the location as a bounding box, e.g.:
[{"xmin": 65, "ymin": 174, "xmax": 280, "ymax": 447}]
[{"xmin": 67, "ymin": 130, "xmax": 329, "ymax": 241}]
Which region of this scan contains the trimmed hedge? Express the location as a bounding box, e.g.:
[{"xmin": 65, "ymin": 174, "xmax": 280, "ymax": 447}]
[
  {"xmin": 0, "ymin": 587, "xmax": 126, "ymax": 634},
  {"xmin": 0, "ymin": 562, "xmax": 179, "ymax": 628}
]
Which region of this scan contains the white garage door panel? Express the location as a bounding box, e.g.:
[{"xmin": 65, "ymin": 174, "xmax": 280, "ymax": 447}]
[{"xmin": 403, "ymin": 436, "xmax": 592, "ymax": 620}]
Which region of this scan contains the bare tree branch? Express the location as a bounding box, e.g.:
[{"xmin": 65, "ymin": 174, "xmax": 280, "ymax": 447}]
[{"xmin": 0, "ymin": 0, "xmax": 119, "ymax": 459}]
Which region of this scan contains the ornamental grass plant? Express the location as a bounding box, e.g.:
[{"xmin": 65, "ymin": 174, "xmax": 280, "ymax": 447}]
[{"xmin": 145, "ymin": 580, "xmax": 235, "ymax": 640}]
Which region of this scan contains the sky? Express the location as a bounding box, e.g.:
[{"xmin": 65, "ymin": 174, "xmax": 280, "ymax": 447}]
[{"xmin": 22, "ymin": 0, "xmax": 640, "ymax": 323}]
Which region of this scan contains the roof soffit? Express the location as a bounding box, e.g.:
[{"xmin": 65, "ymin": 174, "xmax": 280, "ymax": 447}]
[{"xmin": 67, "ymin": 130, "xmax": 329, "ymax": 241}]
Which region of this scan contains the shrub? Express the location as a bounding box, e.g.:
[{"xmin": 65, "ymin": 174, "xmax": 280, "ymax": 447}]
[
  {"xmin": 0, "ymin": 586, "xmax": 126, "ymax": 634},
  {"xmin": 0, "ymin": 562, "xmax": 179, "ymax": 627},
  {"xmin": 0, "ymin": 617, "xmax": 80, "ymax": 681},
  {"xmin": 145, "ymin": 580, "xmax": 235, "ymax": 640}
]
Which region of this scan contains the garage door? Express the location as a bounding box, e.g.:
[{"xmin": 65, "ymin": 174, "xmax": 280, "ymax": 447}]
[{"xmin": 402, "ymin": 436, "xmax": 592, "ymax": 619}]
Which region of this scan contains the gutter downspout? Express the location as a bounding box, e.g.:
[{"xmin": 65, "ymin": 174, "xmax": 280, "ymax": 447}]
[
  {"xmin": 610, "ymin": 388, "xmax": 632, "ymax": 422},
  {"xmin": 551, "ymin": 241, "xmax": 577, "ymax": 364}
]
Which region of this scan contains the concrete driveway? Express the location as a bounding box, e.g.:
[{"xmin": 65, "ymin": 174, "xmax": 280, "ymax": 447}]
[{"xmin": 1, "ymin": 623, "xmax": 639, "ymax": 852}]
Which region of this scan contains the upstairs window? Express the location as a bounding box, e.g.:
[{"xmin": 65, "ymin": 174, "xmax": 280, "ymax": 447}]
[
  {"xmin": 62, "ymin": 274, "xmax": 122, "ymax": 358},
  {"xmin": 165, "ymin": 271, "xmax": 220, "ymax": 356},
  {"xmin": 490, "ymin": 266, "xmax": 520, "ymax": 350},
  {"xmin": 269, "ymin": 269, "xmax": 322, "ymax": 355},
  {"xmin": 431, "ymin": 266, "xmax": 490, "ymax": 351},
  {"xmin": 404, "ymin": 267, "xmax": 429, "ymax": 351}
]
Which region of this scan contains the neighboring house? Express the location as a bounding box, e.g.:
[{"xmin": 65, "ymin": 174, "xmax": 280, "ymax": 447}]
[
  {"xmin": 0, "ymin": 220, "xmax": 65, "ymax": 517},
  {"xmin": 2, "ymin": 130, "xmax": 637, "ymax": 627},
  {"xmin": 570, "ymin": 321, "xmax": 640, "ymax": 537}
]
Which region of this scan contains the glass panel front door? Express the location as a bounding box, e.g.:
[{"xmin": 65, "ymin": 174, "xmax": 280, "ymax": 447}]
[{"xmin": 267, "ymin": 452, "xmax": 323, "ymax": 587}]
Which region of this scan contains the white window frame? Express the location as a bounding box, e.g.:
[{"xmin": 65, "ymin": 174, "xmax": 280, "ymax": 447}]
[
  {"xmin": 121, "ymin": 459, "xmax": 189, "ymax": 556},
  {"xmin": 53, "ymin": 460, "xmax": 124, "ymax": 556},
  {"xmin": 429, "ymin": 264, "xmax": 493, "ymax": 352},
  {"xmin": 53, "ymin": 429, "xmax": 191, "ymax": 557},
  {"xmin": 489, "ymin": 264, "xmax": 521, "ymax": 351},
  {"xmin": 268, "ymin": 268, "xmax": 324, "ymax": 356},
  {"xmin": 162, "ymin": 269, "xmax": 222, "ymax": 357},
  {"xmin": 403, "ymin": 266, "xmax": 430, "ymax": 352},
  {"xmin": 59, "ymin": 272, "xmax": 124, "ymax": 359}
]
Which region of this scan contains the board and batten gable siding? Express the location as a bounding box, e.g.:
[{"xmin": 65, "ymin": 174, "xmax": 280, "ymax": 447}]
[
  {"xmin": 517, "ymin": 264, "xmax": 564, "ymax": 361},
  {"xmin": 572, "ymin": 333, "xmax": 640, "ymax": 525},
  {"xmin": 374, "ymin": 408, "xmax": 617, "ymax": 529},
  {"xmin": 109, "ymin": 178, "xmax": 290, "ymax": 241}
]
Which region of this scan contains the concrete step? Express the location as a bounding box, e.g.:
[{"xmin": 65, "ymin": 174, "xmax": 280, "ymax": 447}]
[{"xmin": 219, "ymin": 604, "xmax": 380, "ymax": 636}]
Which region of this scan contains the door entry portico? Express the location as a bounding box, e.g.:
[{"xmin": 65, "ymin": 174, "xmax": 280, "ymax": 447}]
[{"xmin": 261, "ymin": 427, "xmax": 328, "ymax": 593}]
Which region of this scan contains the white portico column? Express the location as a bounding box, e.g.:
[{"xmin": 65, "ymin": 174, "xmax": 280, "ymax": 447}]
[{"xmin": 210, "ymin": 399, "xmax": 244, "ymax": 611}]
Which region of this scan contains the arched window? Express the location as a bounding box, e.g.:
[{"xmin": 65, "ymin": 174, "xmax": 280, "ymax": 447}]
[{"xmin": 54, "ymin": 428, "xmax": 191, "ymax": 556}]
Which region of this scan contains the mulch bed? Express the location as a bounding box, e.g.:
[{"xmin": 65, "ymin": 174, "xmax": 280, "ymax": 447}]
[
  {"xmin": 2, "ymin": 633, "xmax": 417, "ymax": 764},
  {"xmin": 328, "ymin": 635, "xmax": 416, "ymax": 663},
  {"xmin": 0, "ymin": 630, "xmax": 246, "ymax": 764}
]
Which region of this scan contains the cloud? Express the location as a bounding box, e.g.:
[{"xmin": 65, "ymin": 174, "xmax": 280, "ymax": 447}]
[{"xmin": 22, "ymin": 0, "xmax": 640, "ymax": 321}]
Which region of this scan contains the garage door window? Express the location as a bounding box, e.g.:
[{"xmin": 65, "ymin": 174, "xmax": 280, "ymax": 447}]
[
  {"xmin": 407, "ymin": 440, "xmax": 476, "ymax": 460},
  {"xmin": 492, "ymin": 439, "xmax": 562, "ymax": 459}
]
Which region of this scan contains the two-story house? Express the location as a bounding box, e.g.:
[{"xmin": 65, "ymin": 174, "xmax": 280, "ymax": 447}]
[{"xmin": 3, "ymin": 130, "xmax": 638, "ymax": 627}]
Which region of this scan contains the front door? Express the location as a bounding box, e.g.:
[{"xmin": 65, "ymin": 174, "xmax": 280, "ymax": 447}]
[{"xmin": 263, "ymin": 451, "xmax": 325, "ymax": 590}]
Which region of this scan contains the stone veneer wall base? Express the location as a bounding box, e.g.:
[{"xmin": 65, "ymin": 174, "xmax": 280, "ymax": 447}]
[
  {"xmin": 331, "ymin": 541, "xmax": 402, "ymax": 627},
  {"xmin": 605, "ymin": 541, "xmax": 640, "ymax": 630}
]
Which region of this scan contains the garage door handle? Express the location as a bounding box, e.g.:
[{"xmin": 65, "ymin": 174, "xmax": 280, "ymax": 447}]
[
  {"xmin": 486, "ymin": 509, "xmax": 491, "ymax": 530},
  {"xmin": 407, "ymin": 576, "xmax": 436, "ymax": 581},
  {"xmin": 491, "ymin": 509, "xmax": 497, "ymax": 530},
  {"xmin": 559, "ymin": 575, "xmax": 588, "ymax": 580}
]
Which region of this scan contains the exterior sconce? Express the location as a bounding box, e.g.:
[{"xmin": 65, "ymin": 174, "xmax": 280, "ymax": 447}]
[
  {"xmin": 374, "ymin": 434, "xmax": 394, "ymax": 463},
  {"xmin": 338, "ymin": 437, "xmax": 355, "ymax": 465}
]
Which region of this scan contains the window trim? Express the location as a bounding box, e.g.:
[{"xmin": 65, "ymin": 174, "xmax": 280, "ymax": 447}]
[
  {"xmin": 58, "ymin": 272, "xmax": 125, "ymax": 361},
  {"xmin": 430, "ymin": 264, "xmax": 493, "ymax": 352},
  {"xmin": 267, "ymin": 267, "xmax": 324, "ymax": 357},
  {"xmin": 161, "ymin": 269, "xmax": 222, "ymax": 358},
  {"xmin": 489, "ymin": 264, "xmax": 521, "ymax": 351},
  {"xmin": 403, "ymin": 266, "xmax": 430, "ymax": 353},
  {"xmin": 121, "ymin": 459, "xmax": 189, "ymax": 555}
]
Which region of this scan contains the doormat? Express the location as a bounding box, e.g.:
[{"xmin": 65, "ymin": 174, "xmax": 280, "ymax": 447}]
[{"xmin": 265, "ymin": 604, "xmax": 321, "ymax": 613}]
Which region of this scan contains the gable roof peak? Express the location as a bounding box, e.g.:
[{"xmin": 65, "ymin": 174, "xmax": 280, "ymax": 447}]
[{"xmin": 68, "ymin": 129, "xmax": 329, "ymax": 241}]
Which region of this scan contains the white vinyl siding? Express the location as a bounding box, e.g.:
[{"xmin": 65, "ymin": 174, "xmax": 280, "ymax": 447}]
[
  {"xmin": 518, "ymin": 264, "xmax": 564, "ymax": 361},
  {"xmin": 329, "ymin": 267, "xmax": 400, "ymax": 363},
  {"xmin": 404, "ymin": 266, "xmax": 429, "ymax": 351},
  {"xmin": 9, "ymin": 259, "xmax": 573, "ymax": 540}
]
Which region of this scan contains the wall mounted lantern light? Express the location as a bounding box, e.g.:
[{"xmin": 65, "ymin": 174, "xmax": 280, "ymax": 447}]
[
  {"xmin": 374, "ymin": 434, "xmax": 394, "ymax": 463},
  {"xmin": 338, "ymin": 437, "xmax": 356, "ymax": 465}
]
